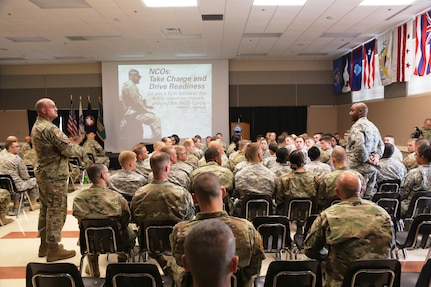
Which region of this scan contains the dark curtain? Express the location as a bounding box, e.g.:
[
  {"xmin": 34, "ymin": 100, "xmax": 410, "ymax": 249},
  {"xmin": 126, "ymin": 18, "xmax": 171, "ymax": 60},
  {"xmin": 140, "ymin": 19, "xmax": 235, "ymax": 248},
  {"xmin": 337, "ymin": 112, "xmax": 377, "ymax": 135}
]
[{"xmin": 229, "ymin": 106, "xmax": 307, "ymax": 141}]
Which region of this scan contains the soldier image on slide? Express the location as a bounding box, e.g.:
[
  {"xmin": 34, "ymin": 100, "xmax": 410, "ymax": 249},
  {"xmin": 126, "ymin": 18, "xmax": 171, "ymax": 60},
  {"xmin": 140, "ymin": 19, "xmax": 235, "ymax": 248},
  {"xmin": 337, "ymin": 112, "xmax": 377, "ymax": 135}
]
[{"xmin": 120, "ymin": 69, "xmax": 162, "ymax": 140}]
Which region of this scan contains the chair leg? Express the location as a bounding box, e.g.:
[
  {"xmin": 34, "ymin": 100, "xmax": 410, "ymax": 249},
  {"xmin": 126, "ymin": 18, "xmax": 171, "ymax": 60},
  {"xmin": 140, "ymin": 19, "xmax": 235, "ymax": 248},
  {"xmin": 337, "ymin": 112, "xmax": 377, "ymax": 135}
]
[
  {"xmin": 16, "ymin": 193, "xmax": 25, "ymax": 219},
  {"xmin": 25, "ymin": 192, "xmax": 33, "ymax": 211}
]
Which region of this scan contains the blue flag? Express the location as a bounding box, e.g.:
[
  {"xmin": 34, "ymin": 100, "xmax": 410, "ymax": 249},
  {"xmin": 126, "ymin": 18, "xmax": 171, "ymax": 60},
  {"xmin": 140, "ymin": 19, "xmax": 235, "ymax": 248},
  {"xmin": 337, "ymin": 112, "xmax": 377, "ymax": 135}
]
[
  {"xmin": 351, "ymin": 47, "xmax": 363, "ymax": 91},
  {"xmin": 342, "ymin": 52, "xmax": 351, "ymax": 93},
  {"xmin": 96, "ymin": 97, "xmax": 106, "ymax": 142}
]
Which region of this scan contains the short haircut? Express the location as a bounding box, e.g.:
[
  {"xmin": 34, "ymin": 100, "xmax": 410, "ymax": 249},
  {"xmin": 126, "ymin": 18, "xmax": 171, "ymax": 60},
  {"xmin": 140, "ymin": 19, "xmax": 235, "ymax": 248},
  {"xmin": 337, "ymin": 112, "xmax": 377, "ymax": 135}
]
[
  {"xmin": 331, "ymin": 146, "xmax": 346, "ymax": 163},
  {"xmin": 193, "ymin": 172, "xmax": 222, "ymax": 205},
  {"xmin": 320, "ymin": 135, "xmax": 332, "ymax": 143},
  {"xmin": 289, "ymin": 150, "xmax": 305, "ymax": 168},
  {"xmin": 118, "ymin": 151, "xmax": 136, "ymax": 168},
  {"xmin": 268, "ymin": 142, "xmax": 278, "ymax": 153},
  {"xmin": 160, "ymin": 146, "xmax": 175, "ymax": 157},
  {"xmin": 4, "ymin": 140, "xmax": 18, "ymax": 150},
  {"xmin": 86, "ymin": 163, "xmax": 105, "ymax": 183},
  {"xmin": 150, "ymin": 151, "xmax": 170, "ymax": 172},
  {"xmin": 128, "ymin": 69, "xmax": 139, "ymax": 77},
  {"xmin": 205, "ymin": 148, "xmax": 219, "ymax": 162},
  {"xmin": 183, "ymin": 138, "xmax": 194, "ymax": 148},
  {"xmin": 418, "ymin": 145, "xmax": 431, "ymax": 162},
  {"xmin": 184, "ymin": 219, "xmax": 235, "ymax": 285},
  {"xmin": 382, "ymin": 143, "xmax": 395, "ymax": 159},
  {"xmin": 277, "ymin": 134, "xmax": 286, "ymax": 144},
  {"xmin": 307, "ymin": 146, "xmax": 321, "ymax": 161},
  {"xmin": 132, "ymin": 143, "xmax": 146, "ymax": 156},
  {"xmin": 276, "ymin": 147, "xmax": 289, "ymax": 163},
  {"xmin": 245, "ymin": 142, "xmax": 260, "ymax": 161},
  {"xmin": 175, "ymin": 145, "xmax": 186, "ymax": 154}
]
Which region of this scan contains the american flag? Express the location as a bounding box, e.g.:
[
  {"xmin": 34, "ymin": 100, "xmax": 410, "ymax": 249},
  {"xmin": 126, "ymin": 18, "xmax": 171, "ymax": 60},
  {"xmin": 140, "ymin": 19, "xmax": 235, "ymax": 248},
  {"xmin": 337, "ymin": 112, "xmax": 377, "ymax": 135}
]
[
  {"xmin": 414, "ymin": 11, "xmax": 431, "ymax": 76},
  {"xmin": 67, "ymin": 98, "xmax": 79, "ymax": 137},
  {"xmin": 363, "ymin": 39, "xmax": 376, "ymax": 89}
]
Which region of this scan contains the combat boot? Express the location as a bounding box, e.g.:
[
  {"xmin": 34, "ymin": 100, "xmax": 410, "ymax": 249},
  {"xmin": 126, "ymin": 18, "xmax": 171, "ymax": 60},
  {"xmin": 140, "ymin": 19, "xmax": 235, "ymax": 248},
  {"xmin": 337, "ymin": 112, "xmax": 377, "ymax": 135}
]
[
  {"xmin": 38, "ymin": 229, "xmax": 47, "ymax": 257},
  {"xmin": 84, "ymin": 254, "xmax": 100, "ymax": 277},
  {"xmin": 0, "ymin": 213, "xmax": 14, "ymax": 226},
  {"xmin": 30, "ymin": 200, "xmax": 40, "ymax": 211},
  {"xmin": 46, "ymin": 243, "xmax": 76, "ymax": 262}
]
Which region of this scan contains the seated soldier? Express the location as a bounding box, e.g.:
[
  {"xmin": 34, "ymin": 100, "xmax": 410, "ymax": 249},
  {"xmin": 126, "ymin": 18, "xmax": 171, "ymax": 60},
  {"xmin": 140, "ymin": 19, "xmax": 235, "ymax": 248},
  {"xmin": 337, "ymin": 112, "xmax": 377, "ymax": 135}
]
[
  {"xmin": 110, "ymin": 150, "xmax": 147, "ymax": 199},
  {"xmin": 72, "ymin": 163, "xmax": 136, "ymax": 277},
  {"xmin": 83, "ymin": 132, "xmax": 110, "ymax": 167},
  {"xmin": 376, "ymin": 143, "xmax": 406, "ymax": 185},
  {"xmin": 0, "ymin": 188, "xmax": 14, "ymax": 225}
]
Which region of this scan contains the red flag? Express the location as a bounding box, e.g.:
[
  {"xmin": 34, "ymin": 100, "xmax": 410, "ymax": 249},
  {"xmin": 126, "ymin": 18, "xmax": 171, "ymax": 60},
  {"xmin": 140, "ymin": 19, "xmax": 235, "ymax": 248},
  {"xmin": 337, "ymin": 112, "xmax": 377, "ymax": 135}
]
[
  {"xmin": 363, "ymin": 39, "xmax": 376, "ymax": 89},
  {"xmin": 392, "ymin": 20, "xmax": 413, "ymax": 82},
  {"xmin": 414, "ymin": 11, "xmax": 431, "ymax": 76},
  {"xmin": 67, "ymin": 97, "xmax": 79, "ymax": 137}
]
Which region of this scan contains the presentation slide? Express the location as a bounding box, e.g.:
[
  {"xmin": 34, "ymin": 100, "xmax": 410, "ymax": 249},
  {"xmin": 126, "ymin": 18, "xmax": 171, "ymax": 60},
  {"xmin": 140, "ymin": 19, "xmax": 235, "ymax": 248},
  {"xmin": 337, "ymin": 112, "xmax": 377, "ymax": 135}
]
[{"xmin": 102, "ymin": 60, "xmax": 229, "ymax": 152}]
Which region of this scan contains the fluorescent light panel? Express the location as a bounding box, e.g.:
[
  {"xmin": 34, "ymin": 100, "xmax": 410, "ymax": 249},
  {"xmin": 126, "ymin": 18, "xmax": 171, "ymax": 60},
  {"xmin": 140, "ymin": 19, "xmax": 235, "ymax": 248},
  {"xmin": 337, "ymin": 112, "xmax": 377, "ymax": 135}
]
[
  {"xmin": 359, "ymin": 0, "xmax": 415, "ymax": 5},
  {"xmin": 253, "ymin": 0, "xmax": 307, "ymax": 6},
  {"xmin": 141, "ymin": 0, "xmax": 197, "ymax": 7}
]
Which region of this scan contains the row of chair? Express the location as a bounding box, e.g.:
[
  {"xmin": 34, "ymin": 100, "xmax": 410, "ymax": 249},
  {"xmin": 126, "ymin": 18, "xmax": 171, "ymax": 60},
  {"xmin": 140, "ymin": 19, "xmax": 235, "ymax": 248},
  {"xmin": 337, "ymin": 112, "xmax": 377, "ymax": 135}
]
[
  {"xmin": 26, "ymin": 258, "xmax": 431, "ymax": 287},
  {"xmin": 0, "ymin": 174, "xmax": 35, "ymax": 219}
]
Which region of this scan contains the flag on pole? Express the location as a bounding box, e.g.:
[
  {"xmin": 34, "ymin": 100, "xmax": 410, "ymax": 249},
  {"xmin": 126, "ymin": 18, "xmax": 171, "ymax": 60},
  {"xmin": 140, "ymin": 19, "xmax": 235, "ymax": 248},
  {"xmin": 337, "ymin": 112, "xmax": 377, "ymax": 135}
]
[
  {"xmin": 363, "ymin": 39, "xmax": 376, "ymax": 89},
  {"xmin": 342, "ymin": 52, "xmax": 351, "ymax": 93},
  {"xmin": 96, "ymin": 97, "xmax": 106, "ymax": 142},
  {"xmin": 377, "ymin": 30, "xmax": 393, "ymax": 85},
  {"xmin": 84, "ymin": 96, "xmax": 97, "ymax": 134},
  {"xmin": 414, "ymin": 11, "xmax": 431, "ymax": 76},
  {"xmin": 333, "ymin": 57, "xmax": 343, "ymax": 94},
  {"xmin": 67, "ymin": 96, "xmax": 79, "ymax": 137},
  {"xmin": 393, "ymin": 20, "xmax": 414, "ymax": 82},
  {"xmin": 351, "ymin": 47, "xmax": 363, "ymax": 91},
  {"xmin": 78, "ymin": 96, "xmax": 85, "ymax": 140}
]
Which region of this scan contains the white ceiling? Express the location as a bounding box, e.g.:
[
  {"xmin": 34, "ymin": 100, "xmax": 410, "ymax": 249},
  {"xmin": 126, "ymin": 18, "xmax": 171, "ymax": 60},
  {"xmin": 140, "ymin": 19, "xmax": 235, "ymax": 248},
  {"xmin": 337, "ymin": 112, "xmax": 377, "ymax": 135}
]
[{"xmin": 0, "ymin": 0, "xmax": 429, "ymax": 64}]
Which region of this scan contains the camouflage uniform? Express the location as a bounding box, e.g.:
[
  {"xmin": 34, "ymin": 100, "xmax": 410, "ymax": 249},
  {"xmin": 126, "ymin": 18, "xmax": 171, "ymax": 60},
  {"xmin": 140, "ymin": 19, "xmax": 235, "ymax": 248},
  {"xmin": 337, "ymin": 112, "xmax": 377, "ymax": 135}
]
[
  {"xmin": 0, "ymin": 188, "xmax": 11, "ymax": 213},
  {"xmin": 148, "ymin": 165, "xmax": 192, "ymax": 192},
  {"xmin": 235, "ymin": 162, "xmax": 277, "ymax": 198},
  {"xmin": 174, "ymin": 161, "xmax": 194, "ymax": 175},
  {"xmin": 402, "ymin": 153, "xmax": 417, "ymax": 171},
  {"xmin": 83, "ymin": 139, "xmax": 110, "ymax": 167},
  {"xmin": 275, "ymin": 170, "xmax": 320, "ymax": 213},
  {"xmin": 198, "ymin": 154, "xmax": 230, "ymax": 169},
  {"xmin": 399, "ymin": 165, "xmax": 431, "ymax": 217},
  {"xmin": 169, "ymin": 211, "xmax": 265, "ymax": 287},
  {"xmin": 136, "ymin": 159, "xmax": 152, "ymax": 177},
  {"xmin": 305, "ymin": 160, "xmax": 331, "ymax": 179},
  {"xmin": 130, "ymin": 179, "xmax": 194, "ymax": 226},
  {"xmin": 304, "ymin": 197, "xmax": 393, "ymax": 287},
  {"xmin": 190, "ymin": 162, "xmax": 234, "ymax": 194},
  {"xmin": 110, "ymin": 170, "xmax": 147, "ymax": 197},
  {"xmin": 31, "ymin": 116, "xmax": 85, "ymax": 243},
  {"xmin": 421, "ymin": 128, "xmax": 431, "ymax": 143},
  {"xmin": 226, "ymin": 143, "xmax": 236, "ymax": 157},
  {"xmin": 0, "ymin": 151, "xmax": 39, "ymax": 200},
  {"xmin": 346, "ymin": 117, "xmax": 384, "ymax": 199},
  {"xmin": 376, "ymin": 158, "xmax": 407, "ymax": 183},
  {"xmin": 72, "ymin": 183, "xmax": 136, "ymax": 249},
  {"xmin": 185, "ymin": 152, "xmax": 199, "ymax": 169},
  {"xmin": 269, "ymin": 162, "xmax": 292, "ymax": 178},
  {"xmin": 229, "ymin": 152, "xmax": 246, "ymax": 171},
  {"xmin": 263, "ymin": 156, "xmax": 277, "ymax": 169},
  {"xmin": 320, "ymin": 147, "xmax": 333, "ymax": 166},
  {"xmin": 22, "ymin": 148, "xmax": 37, "ymax": 167},
  {"xmin": 20, "ymin": 142, "xmax": 32, "ymax": 156}
]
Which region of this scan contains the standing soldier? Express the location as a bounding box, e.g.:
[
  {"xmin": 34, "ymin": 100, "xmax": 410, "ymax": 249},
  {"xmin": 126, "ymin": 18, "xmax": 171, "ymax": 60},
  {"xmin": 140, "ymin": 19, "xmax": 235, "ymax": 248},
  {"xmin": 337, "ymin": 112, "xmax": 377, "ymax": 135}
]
[{"xmin": 31, "ymin": 98, "xmax": 86, "ymax": 262}]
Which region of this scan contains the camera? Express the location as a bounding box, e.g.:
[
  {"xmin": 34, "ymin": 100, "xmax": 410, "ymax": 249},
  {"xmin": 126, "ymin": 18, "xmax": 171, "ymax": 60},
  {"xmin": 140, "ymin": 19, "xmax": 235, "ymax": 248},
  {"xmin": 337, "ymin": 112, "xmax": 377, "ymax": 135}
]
[{"xmin": 411, "ymin": 127, "xmax": 423, "ymax": 138}]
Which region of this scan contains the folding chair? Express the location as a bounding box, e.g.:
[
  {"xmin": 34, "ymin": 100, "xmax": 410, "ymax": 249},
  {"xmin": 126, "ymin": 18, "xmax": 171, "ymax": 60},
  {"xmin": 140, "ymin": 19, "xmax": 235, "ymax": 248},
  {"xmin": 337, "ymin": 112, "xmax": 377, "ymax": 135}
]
[
  {"xmin": 395, "ymin": 214, "xmax": 431, "ymax": 260},
  {"xmin": 139, "ymin": 219, "xmax": 178, "ymax": 262},
  {"xmin": 105, "ymin": 262, "xmax": 172, "ymax": 287},
  {"xmin": 377, "ymin": 179, "xmax": 401, "ymax": 193},
  {"xmin": 241, "ymin": 193, "xmax": 273, "ymax": 221},
  {"xmin": 340, "ymin": 259, "xmax": 401, "ymax": 287},
  {"xmin": 0, "ymin": 174, "xmax": 34, "ymax": 218}
]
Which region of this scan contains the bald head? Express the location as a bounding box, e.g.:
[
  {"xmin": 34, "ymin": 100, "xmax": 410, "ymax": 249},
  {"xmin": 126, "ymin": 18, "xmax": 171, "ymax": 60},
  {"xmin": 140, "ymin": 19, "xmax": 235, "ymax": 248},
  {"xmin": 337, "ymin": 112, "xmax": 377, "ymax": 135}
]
[
  {"xmin": 349, "ymin": 102, "xmax": 368, "ymax": 122},
  {"xmin": 331, "ymin": 146, "xmax": 347, "ymax": 166},
  {"xmin": 335, "ymin": 170, "xmax": 362, "ymax": 200},
  {"xmin": 35, "ymin": 98, "xmax": 58, "ymax": 121},
  {"xmin": 6, "ymin": 135, "xmax": 18, "ymax": 142}
]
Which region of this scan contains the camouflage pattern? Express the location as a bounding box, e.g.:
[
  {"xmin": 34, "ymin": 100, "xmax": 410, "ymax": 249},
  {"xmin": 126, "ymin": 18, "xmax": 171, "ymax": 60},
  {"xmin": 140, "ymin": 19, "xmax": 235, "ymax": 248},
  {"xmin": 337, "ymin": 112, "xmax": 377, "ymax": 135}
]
[
  {"xmin": 229, "ymin": 152, "xmax": 246, "ymax": 171},
  {"xmin": 185, "ymin": 152, "xmax": 199, "ymax": 169},
  {"xmin": 198, "ymin": 154, "xmax": 230, "ymax": 169},
  {"xmin": 110, "ymin": 170, "xmax": 147, "ymax": 196},
  {"xmin": 263, "ymin": 156, "xmax": 277, "ymax": 169},
  {"xmin": 305, "ymin": 160, "xmax": 331, "ymax": 179},
  {"xmin": 421, "ymin": 128, "xmax": 431, "ymax": 143},
  {"xmin": 269, "ymin": 162, "xmax": 292, "ymax": 178},
  {"xmin": 0, "ymin": 151, "xmax": 39, "ymax": 200},
  {"xmin": 376, "ymin": 158, "xmax": 407, "ymax": 183},
  {"xmin": 83, "ymin": 139, "xmax": 110, "ymax": 167},
  {"xmin": 399, "ymin": 165, "xmax": 431, "ymax": 216},
  {"xmin": 262, "ymin": 149, "xmax": 271, "ymax": 159},
  {"xmin": 190, "ymin": 162, "xmax": 234, "ymax": 194},
  {"xmin": 233, "ymin": 160, "xmax": 249, "ymax": 175},
  {"xmin": 402, "ymin": 153, "xmax": 417, "ymax": 171},
  {"xmin": 235, "ymin": 162, "xmax": 277, "ymax": 198},
  {"xmin": 72, "ymin": 183, "xmax": 136, "ymax": 248},
  {"xmin": 147, "ymin": 167, "xmax": 192, "ymax": 192},
  {"xmin": 31, "ymin": 116, "xmax": 86, "ymax": 243},
  {"xmin": 304, "ymin": 197, "xmax": 393, "ymax": 287},
  {"xmin": 320, "ymin": 147, "xmax": 333, "ymax": 166},
  {"xmin": 0, "ymin": 188, "xmax": 11, "ymax": 213},
  {"xmin": 130, "ymin": 179, "xmax": 194, "ymax": 226},
  {"xmin": 20, "ymin": 142, "xmax": 32, "ymax": 156},
  {"xmin": 392, "ymin": 146, "xmax": 403, "ymax": 162},
  {"xmin": 226, "ymin": 143, "xmax": 236, "ymax": 157},
  {"xmin": 346, "ymin": 117, "xmax": 384, "ymax": 199},
  {"xmin": 174, "ymin": 161, "xmax": 194, "ymax": 175},
  {"xmin": 275, "ymin": 170, "xmax": 320, "ymax": 211},
  {"xmin": 169, "ymin": 211, "xmax": 265, "ymax": 287},
  {"xmin": 136, "ymin": 159, "xmax": 152, "ymax": 177},
  {"xmin": 22, "ymin": 148, "xmax": 37, "ymax": 167}
]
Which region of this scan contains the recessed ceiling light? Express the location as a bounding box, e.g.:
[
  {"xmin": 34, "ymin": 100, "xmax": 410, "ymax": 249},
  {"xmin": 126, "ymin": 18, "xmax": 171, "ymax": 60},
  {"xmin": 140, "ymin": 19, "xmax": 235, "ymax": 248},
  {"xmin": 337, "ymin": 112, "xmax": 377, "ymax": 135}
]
[
  {"xmin": 141, "ymin": 0, "xmax": 197, "ymax": 7},
  {"xmin": 359, "ymin": 0, "xmax": 414, "ymax": 5},
  {"xmin": 253, "ymin": 0, "xmax": 307, "ymax": 6}
]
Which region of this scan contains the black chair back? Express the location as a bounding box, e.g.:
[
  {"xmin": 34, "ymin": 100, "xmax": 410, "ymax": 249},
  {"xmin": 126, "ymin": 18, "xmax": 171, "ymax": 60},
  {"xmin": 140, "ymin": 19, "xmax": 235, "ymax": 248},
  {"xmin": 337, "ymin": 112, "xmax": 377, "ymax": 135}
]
[
  {"xmin": 415, "ymin": 258, "xmax": 431, "ymax": 287},
  {"xmin": 262, "ymin": 260, "xmax": 321, "ymax": 287},
  {"xmin": 404, "ymin": 191, "xmax": 431, "ymax": 220},
  {"xmin": 372, "ymin": 192, "xmax": 401, "ymax": 219},
  {"xmin": 0, "ymin": 174, "xmax": 18, "ymax": 193},
  {"xmin": 140, "ymin": 219, "xmax": 179, "ymax": 261},
  {"xmin": 242, "ymin": 193, "xmax": 273, "ymax": 221},
  {"xmin": 105, "ymin": 263, "xmax": 168, "ymax": 287},
  {"xmin": 87, "ymin": 153, "xmax": 96, "ymax": 163},
  {"xmin": 340, "ymin": 259, "xmax": 401, "ymax": 287},
  {"xmin": 26, "ymin": 262, "xmax": 85, "ymax": 287},
  {"xmin": 377, "ymin": 179, "xmax": 401, "ymax": 193}
]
